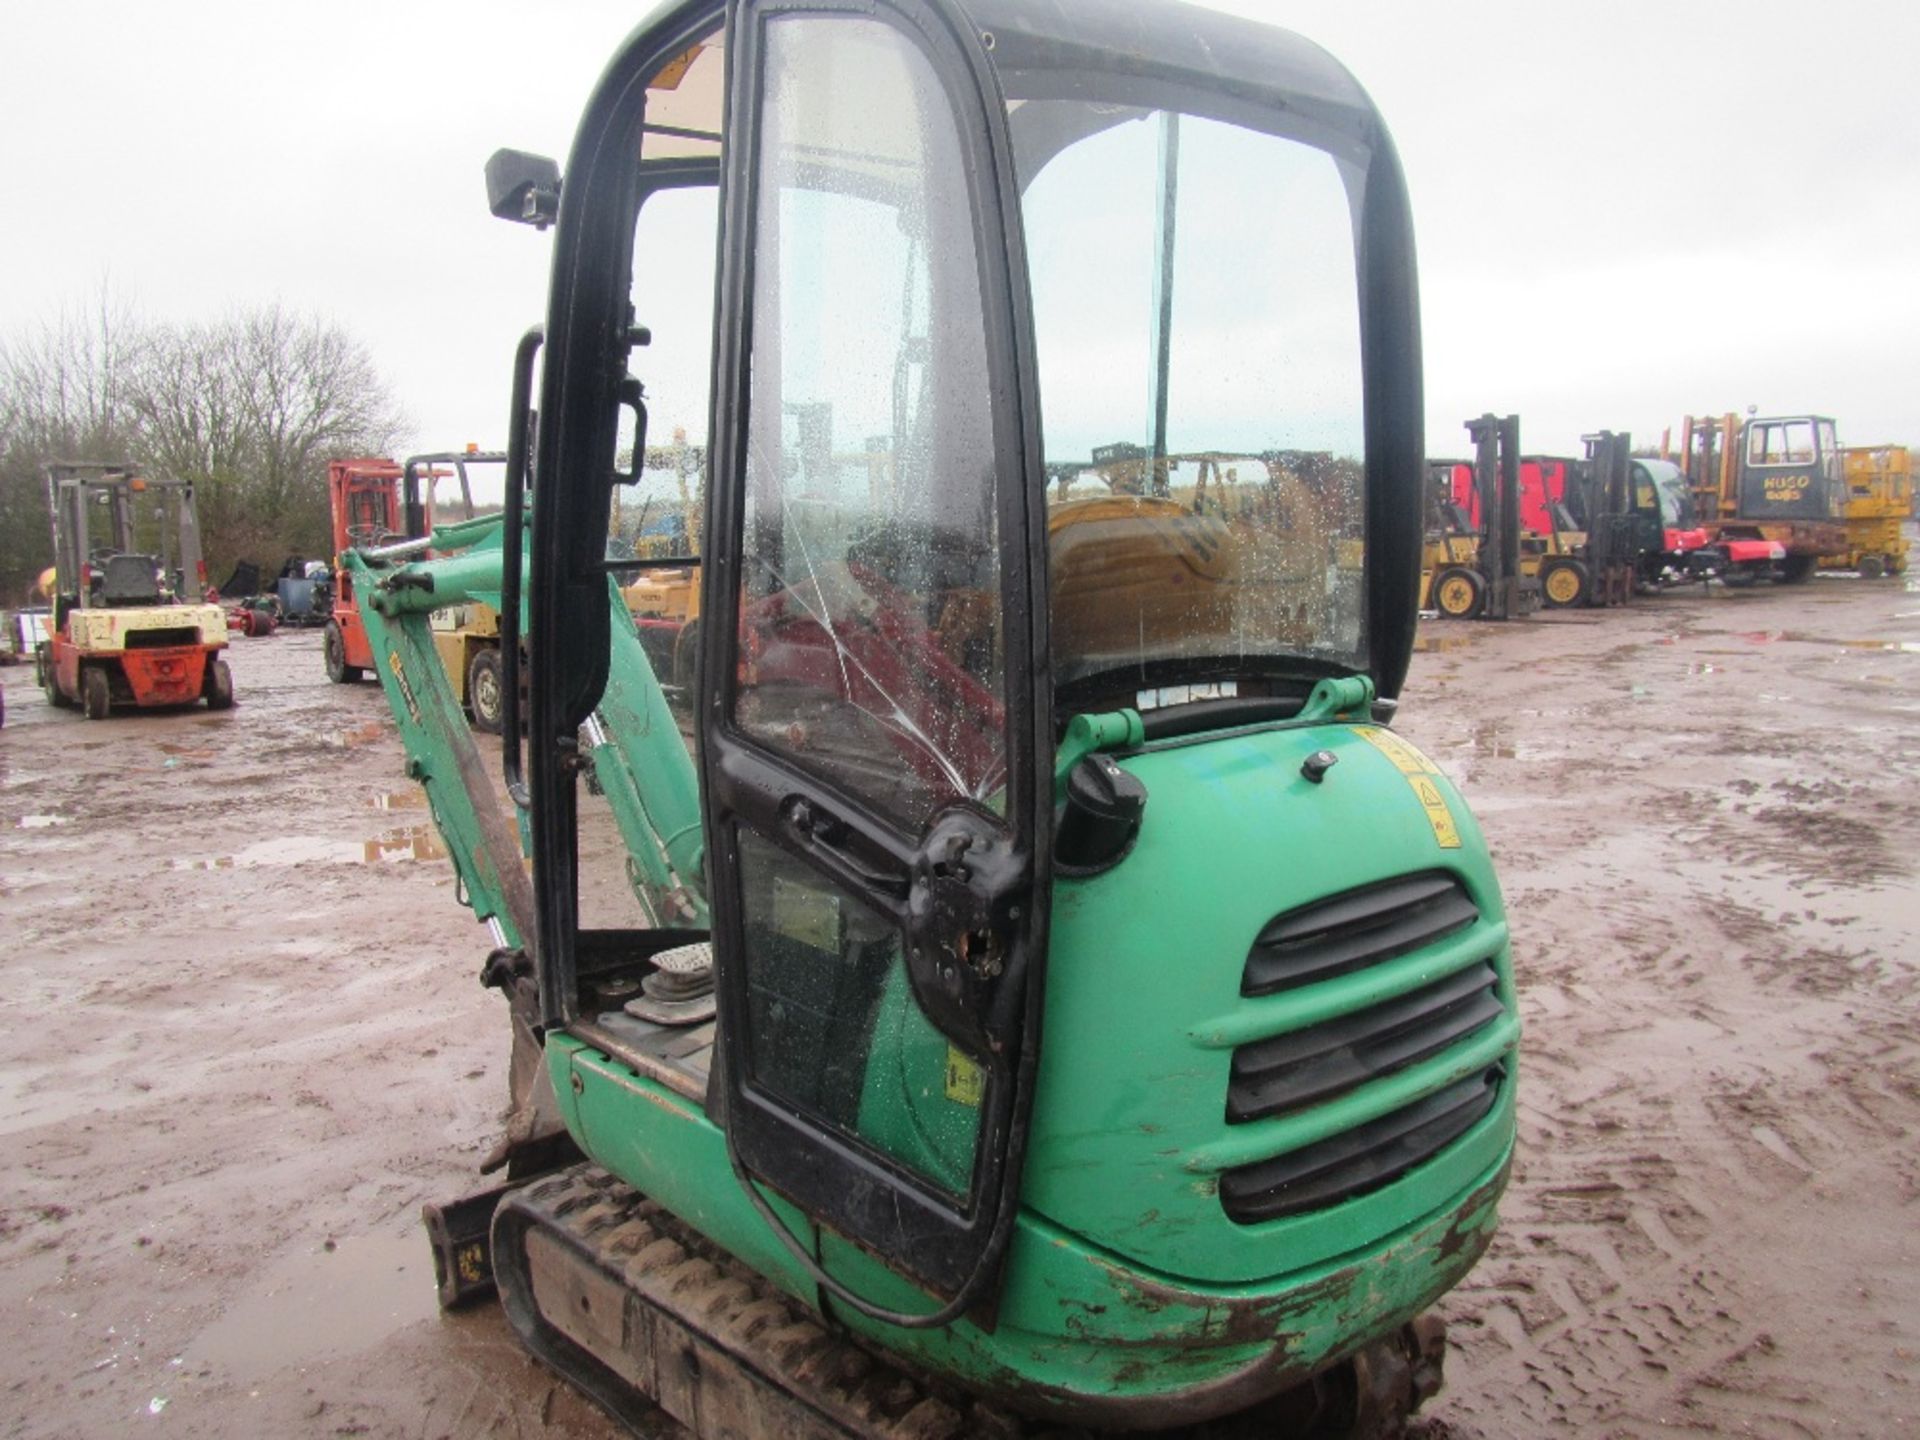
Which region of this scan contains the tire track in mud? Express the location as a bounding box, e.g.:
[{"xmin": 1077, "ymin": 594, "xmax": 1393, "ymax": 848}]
[{"xmin": 1407, "ymin": 588, "xmax": 1920, "ymax": 1438}]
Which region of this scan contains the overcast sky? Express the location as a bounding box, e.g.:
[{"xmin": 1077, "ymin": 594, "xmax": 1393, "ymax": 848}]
[{"xmin": 4, "ymin": 1, "xmax": 1915, "ymax": 472}]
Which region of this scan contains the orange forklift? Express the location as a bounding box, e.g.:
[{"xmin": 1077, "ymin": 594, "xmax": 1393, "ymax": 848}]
[
  {"xmin": 321, "ymin": 458, "xmax": 407, "ymax": 683},
  {"xmin": 322, "ymin": 452, "xmax": 486, "ymax": 685},
  {"xmin": 36, "ymin": 462, "xmax": 233, "ymax": 719}
]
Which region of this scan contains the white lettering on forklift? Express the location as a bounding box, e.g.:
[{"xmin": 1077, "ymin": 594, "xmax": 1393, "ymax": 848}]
[{"xmin": 1355, "ymin": 727, "xmax": 1462, "ymax": 849}]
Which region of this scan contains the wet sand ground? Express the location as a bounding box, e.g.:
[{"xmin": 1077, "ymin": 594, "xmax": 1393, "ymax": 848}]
[{"xmin": 1, "ymin": 575, "xmax": 1916, "ymax": 1439}]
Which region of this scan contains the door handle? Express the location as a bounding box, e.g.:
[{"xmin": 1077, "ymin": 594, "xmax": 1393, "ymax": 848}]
[
  {"xmin": 782, "ymin": 799, "xmax": 910, "ymax": 900},
  {"xmin": 615, "ymin": 376, "xmax": 648, "ymax": 489}
]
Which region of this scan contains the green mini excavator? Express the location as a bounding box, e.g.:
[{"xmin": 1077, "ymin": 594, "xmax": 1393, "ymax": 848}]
[{"xmin": 349, "ymin": 1, "xmax": 1519, "ymax": 1433}]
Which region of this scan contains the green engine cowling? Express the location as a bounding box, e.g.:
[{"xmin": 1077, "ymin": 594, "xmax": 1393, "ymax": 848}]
[{"xmin": 548, "ymin": 706, "xmax": 1516, "ymax": 1425}]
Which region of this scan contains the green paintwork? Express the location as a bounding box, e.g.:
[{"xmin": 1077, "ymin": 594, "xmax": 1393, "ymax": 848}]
[
  {"xmin": 550, "ymin": 709, "xmax": 1519, "ymax": 1411},
  {"xmin": 1052, "ymin": 707, "xmax": 1145, "ymax": 799},
  {"xmin": 351, "ymin": 483, "xmax": 1519, "ymax": 1414},
  {"xmin": 553, "ymin": 1025, "xmax": 1510, "ymax": 1413},
  {"xmin": 346, "ymin": 537, "xmax": 530, "ymax": 949},
  {"xmin": 848, "ymin": 949, "xmax": 980, "ymax": 1195},
  {"xmin": 1022, "ymin": 718, "xmax": 1514, "ymax": 1284},
  {"xmin": 1297, "ymin": 673, "xmax": 1375, "ymax": 721},
  {"xmin": 591, "ymin": 583, "xmax": 707, "ymax": 920},
  {"xmin": 345, "ymin": 525, "xmax": 709, "ymax": 933}
]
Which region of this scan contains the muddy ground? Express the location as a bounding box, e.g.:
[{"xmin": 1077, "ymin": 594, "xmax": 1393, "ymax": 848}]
[{"xmin": 2, "ymin": 575, "xmax": 1916, "ymax": 1439}]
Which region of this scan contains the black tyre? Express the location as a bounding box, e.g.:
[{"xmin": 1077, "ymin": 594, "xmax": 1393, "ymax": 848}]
[
  {"xmin": 204, "ymin": 658, "xmax": 235, "ymax": 711},
  {"xmin": 40, "ymin": 649, "xmax": 73, "ymax": 709},
  {"xmin": 1779, "ymin": 554, "xmax": 1816, "ymax": 584},
  {"xmin": 671, "ymin": 616, "xmax": 702, "ymax": 692},
  {"xmin": 468, "ymin": 646, "xmax": 505, "ymax": 734},
  {"xmin": 1858, "ymin": 553, "xmax": 1887, "ymax": 581},
  {"xmin": 82, "ymin": 666, "xmax": 112, "ymax": 721},
  {"xmin": 1540, "ymin": 557, "xmax": 1590, "ymax": 608},
  {"xmin": 1432, "ymin": 566, "xmax": 1486, "ymax": 620},
  {"xmin": 323, "ymin": 620, "xmax": 362, "ymax": 683}
]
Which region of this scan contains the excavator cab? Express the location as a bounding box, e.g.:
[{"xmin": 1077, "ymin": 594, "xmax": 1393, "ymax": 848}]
[
  {"xmin": 517, "ymin": 0, "xmax": 1429, "ymax": 1301},
  {"xmin": 358, "ymin": 0, "xmax": 1512, "ymax": 1430}
]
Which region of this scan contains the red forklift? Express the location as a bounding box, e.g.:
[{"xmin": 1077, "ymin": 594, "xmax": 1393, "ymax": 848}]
[
  {"xmin": 322, "ymin": 453, "xmax": 484, "ymax": 683},
  {"xmin": 36, "ymin": 462, "xmax": 233, "ymax": 719},
  {"xmin": 1434, "ymin": 448, "xmax": 1632, "ymax": 609},
  {"xmin": 321, "ymin": 458, "xmax": 406, "ymax": 683}
]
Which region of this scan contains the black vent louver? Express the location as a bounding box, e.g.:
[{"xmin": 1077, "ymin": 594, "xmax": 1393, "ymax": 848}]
[
  {"xmin": 1228, "ymin": 961, "xmax": 1503, "ymax": 1123},
  {"xmin": 1242, "ymin": 872, "xmax": 1478, "ymax": 997},
  {"xmin": 1220, "ymin": 1066, "xmax": 1504, "ymax": 1224}
]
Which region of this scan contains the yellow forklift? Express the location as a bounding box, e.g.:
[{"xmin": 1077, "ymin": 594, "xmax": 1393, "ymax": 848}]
[{"xmin": 1422, "ymin": 414, "xmax": 1537, "ymax": 619}]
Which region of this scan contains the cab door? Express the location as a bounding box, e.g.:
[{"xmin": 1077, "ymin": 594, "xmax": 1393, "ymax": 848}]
[{"xmin": 701, "ymin": 0, "xmax": 1049, "ymax": 1306}]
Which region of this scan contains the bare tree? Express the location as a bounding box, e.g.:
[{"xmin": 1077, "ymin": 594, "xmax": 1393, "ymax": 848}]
[
  {"xmin": 0, "ymin": 291, "xmax": 143, "ymax": 604},
  {"xmin": 0, "ymin": 297, "xmax": 407, "ymax": 602}
]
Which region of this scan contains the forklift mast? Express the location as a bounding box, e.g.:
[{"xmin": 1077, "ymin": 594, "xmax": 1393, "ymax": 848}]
[
  {"xmin": 1578, "ymin": 430, "xmax": 1638, "ymax": 604},
  {"xmin": 1466, "ymin": 413, "xmax": 1522, "ymax": 620},
  {"xmin": 44, "ymin": 463, "xmax": 209, "ymax": 617}
]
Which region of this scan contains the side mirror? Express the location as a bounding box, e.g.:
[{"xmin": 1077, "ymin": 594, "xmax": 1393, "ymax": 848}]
[{"xmin": 485, "ymin": 149, "xmax": 562, "ymax": 230}]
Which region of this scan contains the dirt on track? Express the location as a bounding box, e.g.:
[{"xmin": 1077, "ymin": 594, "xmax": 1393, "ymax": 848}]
[{"xmin": 1, "ymin": 577, "xmax": 1917, "ymax": 1440}]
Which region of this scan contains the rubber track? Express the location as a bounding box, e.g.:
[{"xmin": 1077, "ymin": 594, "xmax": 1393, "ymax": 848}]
[
  {"xmin": 501, "ymin": 1164, "xmax": 1052, "ymax": 1440},
  {"xmin": 498, "ymin": 1165, "xmax": 1427, "ymax": 1440}
]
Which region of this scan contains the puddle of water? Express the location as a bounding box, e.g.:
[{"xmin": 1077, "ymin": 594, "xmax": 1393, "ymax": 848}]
[
  {"xmin": 371, "ymin": 788, "xmax": 426, "ymax": 812},
  {"xmin": 363, "ymin": 826, "xmax": 447, "ymax": 863},
  {"xmin": 173, "ymin": 826, "xmax": 447, "ymax": 871},
  {"xmin": 14, "ymin": 814, "xmax": 67, "ymax": 829},
  {"xmin": 156, "ymin": 742, "xmax": 217, "ymax": 761},
  {"xmin": 1832, "ymin": 639, "xmax": 1920, "ymax": 653},
  {"xmin": 1466, "ymin": 720, "xmax": 1529, "ymax": 760},
  {"xmin": 186, "ymin": 1227, "xmax": 437, "ymax": 1379},
  {"xmin": 1413, "ymin": 632, "xmax": 1474, "ymax": 654},
  {"xmin": 325, "ymin": 721, "xmax": 388, "ymax": 749}
]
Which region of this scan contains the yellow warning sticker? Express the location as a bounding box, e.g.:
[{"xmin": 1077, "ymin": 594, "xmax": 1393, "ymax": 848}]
[
  {"xmin": 944, "ymin": 1047, "xmax": 985, "ymax": 1107},
  {"xmin": 1354, "ymin": 724, "xmax": 1435, "ymax": 775},
  {"xmin": 1355, "ymin": 728, "xmax": 1462, "ymax": 849},
  {"xmin": 388, "ymin": 650, "xmax": 421, "ymax": 724},
  {"xmin": 1410, "ymin": 773, "xmax": 1463, "ymax": 849}
]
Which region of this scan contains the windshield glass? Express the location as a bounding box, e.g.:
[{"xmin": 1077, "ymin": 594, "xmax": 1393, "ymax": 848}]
[
  {"xmin": 1009, "ymin": 99, "xmax": 1368, "ymax": 702},
  {"xmin": 1639, "ymin": 460, "xmax": 1696, "ymax": 527}
]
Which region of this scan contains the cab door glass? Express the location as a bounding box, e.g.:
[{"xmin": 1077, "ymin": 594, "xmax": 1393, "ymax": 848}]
[
  {"xmin": 576, "ymin": 180, "xmax": 719, "ymax": 933},
  {"xmin": 734, "ymin": 14, "xmax": 1006, "ymax": 830},
  {"xmin": 727, "ymin": 10, "xmax": 1007, "ymax": 1196},
  {"xmin": 612, "ymin": 182, "xmax": 716, "ymax": 696}
]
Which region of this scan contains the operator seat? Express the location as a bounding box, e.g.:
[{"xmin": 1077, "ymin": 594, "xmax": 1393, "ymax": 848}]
[{"xmin": 100, "ymin": 554, "xmax": 162, "ymax": 607}]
